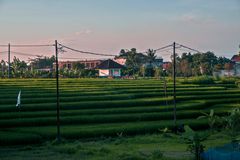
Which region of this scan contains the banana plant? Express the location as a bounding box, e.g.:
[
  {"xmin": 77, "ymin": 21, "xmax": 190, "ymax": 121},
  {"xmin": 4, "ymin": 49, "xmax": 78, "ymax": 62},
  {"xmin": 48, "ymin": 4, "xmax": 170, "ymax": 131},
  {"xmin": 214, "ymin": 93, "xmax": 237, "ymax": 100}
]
[
  {"xmin": 197, "ymin": 109, "xmax": 219, "ymax": 131},
  {"xmin": 182, "ymin": 125, "xmax": 206, "ymax": 160},
  {"xmin": 223, "ymin": 108, "xmax": 240, "ymax": 145}
]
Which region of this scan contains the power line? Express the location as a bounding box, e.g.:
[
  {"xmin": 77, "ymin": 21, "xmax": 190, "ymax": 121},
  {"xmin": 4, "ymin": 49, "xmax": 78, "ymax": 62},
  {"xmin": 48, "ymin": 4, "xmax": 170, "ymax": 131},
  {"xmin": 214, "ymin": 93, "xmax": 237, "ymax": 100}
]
[
  {"xmin": 176, "ymin": 42, "xmax": 203, "ymax": 53},
  {"xmin": 58, "ymin": 43, "xmax": 117, "ymax": 57},
  {"xmin": 0, "ymin": 44, "xmax": 54, "ymax": 47},
  {"xmin": 11, "ymin": 51, "xmax": 46, "ymax": 57},
  {"xmin": 58, "ymin": 57, "xmax": 103, "ymax": 60},
  {"xmin": 156, "ymin": 47, "xmax": 175, "ymax": 54},
  {"xmin": 1, "ymin": 44, "xmax": 54, "ymax": 47},
  {"xmin": 0, "ymin": 51, "xmax": 8, "ymax": 54},
  {"xmin": 176, "ymin": 47, "xmax": 193, "ymax": 53},
  {"xmin": 154, "ymin": 44, "xmax": 173, "ymax": 52}
]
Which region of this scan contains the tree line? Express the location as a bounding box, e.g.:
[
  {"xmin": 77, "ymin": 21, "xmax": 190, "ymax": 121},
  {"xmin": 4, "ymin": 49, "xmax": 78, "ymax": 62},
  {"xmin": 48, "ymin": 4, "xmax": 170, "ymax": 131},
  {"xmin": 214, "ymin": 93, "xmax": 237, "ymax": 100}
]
[
  {"xmin": 117, "ymin": 49, "xmax": 232, "ymax": 77},
  {"xmin": 0, "ymin": 49, "xmax": 233, "ymax": 78}
]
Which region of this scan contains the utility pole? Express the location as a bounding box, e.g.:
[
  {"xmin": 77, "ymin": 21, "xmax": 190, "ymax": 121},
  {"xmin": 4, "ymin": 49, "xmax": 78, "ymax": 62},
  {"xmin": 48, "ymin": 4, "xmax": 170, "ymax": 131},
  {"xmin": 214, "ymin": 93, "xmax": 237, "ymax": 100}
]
[
  {"xmin": 55, "ymin": 40, "xmax": 60, "ymax": 142},
  {"xmin": 163, "ymin": 69, "xmax": 168, "ymax": 106},
  {"xmin": 8, "ymin": 43, "xmax": 10, "ymax": 78},
  {"xmin": 173, "ymin": 42, "xmax": 177, "ymax": 130},
  {"xmin": 239, "ymin": 44, "xmax": 240, "ymax": 55}
]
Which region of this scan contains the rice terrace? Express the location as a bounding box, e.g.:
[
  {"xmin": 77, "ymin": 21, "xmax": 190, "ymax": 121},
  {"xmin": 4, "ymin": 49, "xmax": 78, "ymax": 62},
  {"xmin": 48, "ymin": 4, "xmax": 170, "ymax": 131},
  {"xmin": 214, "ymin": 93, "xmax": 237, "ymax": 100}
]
[{"xmin": 0, "ymin": 77, "xmax": 240, "ymax": 160}]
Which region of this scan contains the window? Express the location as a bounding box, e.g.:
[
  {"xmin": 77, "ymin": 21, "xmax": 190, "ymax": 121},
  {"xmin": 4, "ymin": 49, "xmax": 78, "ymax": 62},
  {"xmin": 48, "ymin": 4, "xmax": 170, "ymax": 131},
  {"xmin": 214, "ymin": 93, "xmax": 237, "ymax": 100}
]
[
  {"xmin": 67, "ymin": 64, "xmax": 71, "ymax": 69},
  {"xmin": 86, "ymin": 63, "xmax": 90, "ymax": 68}
]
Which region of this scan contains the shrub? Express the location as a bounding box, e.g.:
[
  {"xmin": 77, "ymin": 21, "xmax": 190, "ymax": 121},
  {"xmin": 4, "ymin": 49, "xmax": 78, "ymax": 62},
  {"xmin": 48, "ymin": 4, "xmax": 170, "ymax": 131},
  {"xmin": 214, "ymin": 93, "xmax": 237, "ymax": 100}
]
[
  {"xmin": 151, "ymin": 149, "xmax": 163, "ymax": 159},
  {"xmin": 182, "ymin": 76, "xmax": 215, "ymax": 84},
  {"xmin": 0, "ymin": 131, "xmax": 42, "ymax": 145}
]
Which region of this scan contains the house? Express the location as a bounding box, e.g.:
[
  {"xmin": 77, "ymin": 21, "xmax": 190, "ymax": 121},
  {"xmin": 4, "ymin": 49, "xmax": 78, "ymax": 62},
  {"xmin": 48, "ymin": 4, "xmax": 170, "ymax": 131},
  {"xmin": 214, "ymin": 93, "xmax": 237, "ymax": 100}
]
[
  {"xmin": 163, "ymin": 62, "xmax": 171, "ymax": 70},
  {"xmin": 57, "ymin": 60, "xmax": 103, "ymax": 70},
  {"xmin": 96, "ymin": 59, "xmax": 124, "ymax": 77},
  {"xmin": 231, "ymin": 54, "xmax": 240, "ymax": 76},
  {"xmin": 144, "ymin": 57, "xmax": 163, "ymax": 68},
  {"xmin": 213, "ymin": 54, "xmax": 240, "ymax": 77},
  {"xmin": 113, "ymin": 57, "xmax": 126, "ymax": 66},
  {"xmin": 231, "ymin": 54, "xmax": 240, "ymax": 63}
]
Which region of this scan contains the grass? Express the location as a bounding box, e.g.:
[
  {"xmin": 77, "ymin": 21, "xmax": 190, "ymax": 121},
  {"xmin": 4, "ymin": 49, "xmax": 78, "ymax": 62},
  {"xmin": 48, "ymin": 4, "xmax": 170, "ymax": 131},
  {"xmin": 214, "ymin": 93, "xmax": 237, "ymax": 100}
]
[
  {"xmin": 0, "ymin": 78, "xmax": 239, "ymax": 159},
  {"xmin": 0, "ymin": 132, "xmax": 233, "ymax": 160}
]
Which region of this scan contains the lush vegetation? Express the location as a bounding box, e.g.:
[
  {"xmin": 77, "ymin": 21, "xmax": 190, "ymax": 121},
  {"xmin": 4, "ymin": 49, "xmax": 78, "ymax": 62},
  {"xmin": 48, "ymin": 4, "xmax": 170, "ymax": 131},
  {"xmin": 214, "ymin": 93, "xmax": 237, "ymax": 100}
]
[
  {"xmin": 0, "ymin": 78, "xmax": 239, "ymax": 159},
  {"xmin": 0, "ymin": 132, "xmax": 234, "ymax": 160},
  {"xmin": 117, "ymin": 49, "xmax": 232, "ymax": 77},
  {"xmin": 0, "ymin": 49, "xmax": 233, "ymax": 78}
]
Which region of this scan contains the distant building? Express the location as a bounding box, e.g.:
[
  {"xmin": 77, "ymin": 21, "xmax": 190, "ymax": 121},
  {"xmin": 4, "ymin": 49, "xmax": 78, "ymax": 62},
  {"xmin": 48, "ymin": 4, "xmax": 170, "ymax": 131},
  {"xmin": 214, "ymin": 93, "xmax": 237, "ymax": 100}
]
[
  {"xmin": 231, "ymin": 54, "xmax": 240, "ymax": 76},
  {"xmin": 231, "ymin": 54, "xmax": 240, "ymax": 63},
  {"xmin": 35, "ymin": 68, "xmax": 52, "ymax": 72},
  {"xmin": 163, "ymin": 62, "xmax": 171, "ymax": 70},
  {"xmin": 213, "ymin": 70, "xmax": 235, "ymax": 77},
  {"xmin": 113, "ymin": 57, "xmax": 126, "ymax": 66},
  {"xmin": 214, "ymin": 54, "xmax": 240, "ymax": 77},
  {"xmin": 96, "ymin": 59, "xmax": 124, "ymax": 77},
  {"xmin": 57, "ymin": 60, "xmax": 103, "ymax": 70},
  {"xmin": 114, "ymin": 57, "xmax": 163, "ymax": 68},
  {"xmin": 143, "ymin": 57, "xmax": 163, "ymax": 69}
]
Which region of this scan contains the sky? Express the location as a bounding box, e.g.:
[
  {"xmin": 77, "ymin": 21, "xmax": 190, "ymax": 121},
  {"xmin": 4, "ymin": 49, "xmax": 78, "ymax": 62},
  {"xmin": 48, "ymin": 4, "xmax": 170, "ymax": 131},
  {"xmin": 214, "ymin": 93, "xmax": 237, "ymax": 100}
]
[{"xmin": 0, "ymin": 0, "xmax": 239, "ymax": 61}]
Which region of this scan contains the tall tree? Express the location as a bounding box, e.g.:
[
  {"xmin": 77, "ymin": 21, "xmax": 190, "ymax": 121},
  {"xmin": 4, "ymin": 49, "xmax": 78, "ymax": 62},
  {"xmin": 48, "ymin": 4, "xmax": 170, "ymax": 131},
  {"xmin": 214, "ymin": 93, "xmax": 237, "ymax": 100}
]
[
  {"xmin": 145, "ymin": 49, "xmax": 157, "ymax": 77},
  {"xmin": 29, "ymin": 55, "xmax": 55, "ymax": 69},
  {"xmin": 118, "ymin": 48, "xmax": 145, "ymax": 76},
  {"xmin": 11, "ymin": 56, "xmax": 27, "ymax": 77},
  {"xmin": 146, "ymin": 49, "xmax": 157, "ymax": 65},
  {"xmin": 0, "ymin": 60, "xmax": 6, "ymax": 77}
]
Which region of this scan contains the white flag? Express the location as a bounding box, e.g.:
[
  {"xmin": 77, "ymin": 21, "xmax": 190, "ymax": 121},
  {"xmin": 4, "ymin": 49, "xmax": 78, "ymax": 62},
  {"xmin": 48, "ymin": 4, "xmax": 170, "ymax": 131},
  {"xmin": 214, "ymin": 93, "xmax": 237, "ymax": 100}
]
[{"xmin": 16, "ymin": 90, "xmax": 21, "ymax": 108}]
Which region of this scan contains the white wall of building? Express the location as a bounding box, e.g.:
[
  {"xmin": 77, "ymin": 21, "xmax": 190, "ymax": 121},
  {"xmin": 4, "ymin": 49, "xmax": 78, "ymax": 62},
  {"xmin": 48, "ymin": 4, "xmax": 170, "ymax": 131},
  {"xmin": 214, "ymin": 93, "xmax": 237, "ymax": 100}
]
[
  {"xmin": 99, "ymin": 69, "xmax": 109, "ymax": 76},
  {"xmin": 99, "ymin": 69, "xmax": 121, "ymax": 77}
]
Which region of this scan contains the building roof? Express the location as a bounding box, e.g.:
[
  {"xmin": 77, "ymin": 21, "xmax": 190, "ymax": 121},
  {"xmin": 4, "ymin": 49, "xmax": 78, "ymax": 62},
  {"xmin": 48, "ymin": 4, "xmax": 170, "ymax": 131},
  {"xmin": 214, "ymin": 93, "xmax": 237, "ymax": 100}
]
[
  {"xmin": 231, "ymin": 55, "xmax": 240, "ymax": 62},
  {"xmin": 163, "ymin": 62, "xmax": 172, "ymax": 70},
  {"xmin": 96, "ymin": 59, "xmax": 124, "ymax": 69}
]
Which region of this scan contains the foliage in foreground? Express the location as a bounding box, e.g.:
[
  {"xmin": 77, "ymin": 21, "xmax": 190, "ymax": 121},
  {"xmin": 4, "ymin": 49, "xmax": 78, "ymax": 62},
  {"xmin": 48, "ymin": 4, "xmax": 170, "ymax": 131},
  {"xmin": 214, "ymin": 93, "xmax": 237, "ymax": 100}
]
[{"xmin": 0, "ymin": 131, "xmax": 235, "ymax": 160}]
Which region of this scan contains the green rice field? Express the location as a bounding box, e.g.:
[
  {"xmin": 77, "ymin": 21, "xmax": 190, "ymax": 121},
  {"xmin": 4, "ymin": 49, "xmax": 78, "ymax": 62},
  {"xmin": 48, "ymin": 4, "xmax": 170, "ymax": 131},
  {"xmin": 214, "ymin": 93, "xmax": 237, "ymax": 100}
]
[{"xmin": 0, "ymin": 78, "xmax": 239, "ymax": 147}]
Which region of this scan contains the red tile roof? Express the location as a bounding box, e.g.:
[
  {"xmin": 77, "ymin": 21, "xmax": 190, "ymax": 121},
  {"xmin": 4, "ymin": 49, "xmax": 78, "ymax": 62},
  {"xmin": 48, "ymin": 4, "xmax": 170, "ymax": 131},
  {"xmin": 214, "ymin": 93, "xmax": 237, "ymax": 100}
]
[{"xmin": 231, "ymin": 55, "xmax": 240, "ymax": 62}]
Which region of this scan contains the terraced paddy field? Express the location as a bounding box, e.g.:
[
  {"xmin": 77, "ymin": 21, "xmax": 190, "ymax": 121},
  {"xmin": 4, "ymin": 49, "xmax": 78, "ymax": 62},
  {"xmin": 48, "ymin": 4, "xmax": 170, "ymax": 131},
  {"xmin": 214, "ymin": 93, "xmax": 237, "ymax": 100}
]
[{"xmin": 0, "ymin": 78, "xmax": 239, "ymax": 159}]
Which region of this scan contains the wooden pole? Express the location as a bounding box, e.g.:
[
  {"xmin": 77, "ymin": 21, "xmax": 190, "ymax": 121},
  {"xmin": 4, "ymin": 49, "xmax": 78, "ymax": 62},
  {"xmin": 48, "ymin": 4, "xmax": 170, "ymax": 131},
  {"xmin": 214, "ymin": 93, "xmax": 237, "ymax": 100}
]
[
  {"xmin": 55, "ymin": 40, "xmax": 60, "ymax": 141},
  {"xmin": 173, "ymin": 42, "xmax": 177, "ymax": 129},
  {"xmin": 8, "ymin": 43, "xmax": 10, "ymax": 78}
]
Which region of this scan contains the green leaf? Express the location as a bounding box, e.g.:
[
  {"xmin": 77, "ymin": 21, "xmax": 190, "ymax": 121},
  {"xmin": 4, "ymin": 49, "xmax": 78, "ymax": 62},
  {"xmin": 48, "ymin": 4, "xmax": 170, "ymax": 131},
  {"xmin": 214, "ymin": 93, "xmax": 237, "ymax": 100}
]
[
  {"xmin": 200, "ymin": 111, "xmax": 209, "ymax": 117},
  {"xmin": 197, "ymin": 116, "xmax": 206, "ymax": 120},
  {"xmin": 182, "ymin": 125, "xmax": 195, "ymax": 141},
  {"xmin": 210, "ymin": 109, "xmax": 214, "ymax": 117},
  {"xmin": 163, "ymin": 127, "xmax": 168, "ymax": 133}
]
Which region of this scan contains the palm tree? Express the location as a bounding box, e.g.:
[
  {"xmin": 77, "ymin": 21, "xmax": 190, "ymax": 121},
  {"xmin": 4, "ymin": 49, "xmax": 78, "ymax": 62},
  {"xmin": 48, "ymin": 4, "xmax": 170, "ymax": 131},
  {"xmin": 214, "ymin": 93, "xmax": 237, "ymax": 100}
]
[
  {"xmin": 11, "ymin": 57, "xmax": 27, "ymax": 78},
  {"xmin": 1, "ymin": 60, "xmax": 6, "ymax": 78},
  {"xmin": 145, "ymin": 49, "xmax": 157, "ymax": 77},
  {"xmin": 146, "ymin": 49, "xmax": 157, "ymax": 65}
]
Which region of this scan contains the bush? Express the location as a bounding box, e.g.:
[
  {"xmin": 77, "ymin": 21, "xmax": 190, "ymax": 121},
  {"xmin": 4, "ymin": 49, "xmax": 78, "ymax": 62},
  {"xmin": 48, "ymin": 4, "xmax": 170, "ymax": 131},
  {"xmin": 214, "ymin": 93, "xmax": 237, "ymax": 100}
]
[
  {"xmin": 220, "ymin": 77, "xmax": 237, "ymax": 84},
  {"xmin": 151, "ymin": 149, "xmax": 163, "ymax": 159},
  {"xmin": 182, "ymin": 76, "xmax": 215, "ymax": 84},
  {"xmin": 0, "ymin": 131, "xmax": 42, "ymax": 145}
]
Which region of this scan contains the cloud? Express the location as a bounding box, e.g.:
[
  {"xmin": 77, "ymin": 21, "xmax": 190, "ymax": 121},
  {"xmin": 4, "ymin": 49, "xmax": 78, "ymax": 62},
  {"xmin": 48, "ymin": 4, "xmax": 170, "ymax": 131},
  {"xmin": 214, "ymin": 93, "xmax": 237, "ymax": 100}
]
[
  {"xmin": 41, "ymin": 29, "xmax": 93, "ymax": 44},
  {"xmin": 178, "ymin": 13, "xmax": 215, "ymax": 25},
  {"xmin": 75, "ymin": 29, "xmax": 92, "ymax": 36},
  {"xmin": 181, "ymin": 13, "xmax": 197, "ymax": 22}
]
